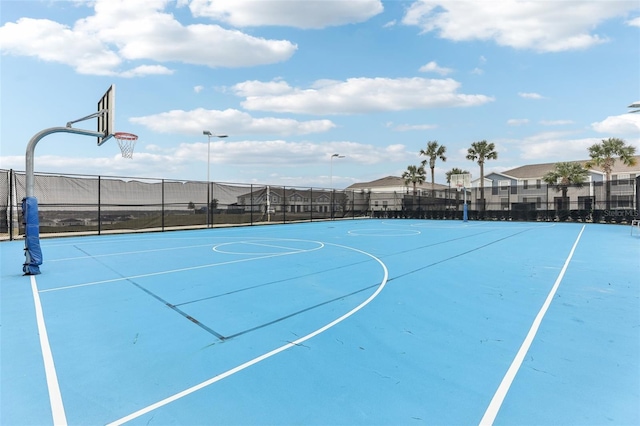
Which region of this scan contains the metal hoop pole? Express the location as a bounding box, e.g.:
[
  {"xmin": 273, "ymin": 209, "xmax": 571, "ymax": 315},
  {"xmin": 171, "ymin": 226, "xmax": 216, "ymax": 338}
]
[{"xmin": 26, "ymin": 127, "xmax": 104, "ymax": 197}]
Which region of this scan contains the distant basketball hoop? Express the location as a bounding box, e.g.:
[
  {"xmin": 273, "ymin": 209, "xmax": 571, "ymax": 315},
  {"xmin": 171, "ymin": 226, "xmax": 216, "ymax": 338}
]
[{"xmin": 113, "ymin": 132, "xmax": 138, "ymax": 158}]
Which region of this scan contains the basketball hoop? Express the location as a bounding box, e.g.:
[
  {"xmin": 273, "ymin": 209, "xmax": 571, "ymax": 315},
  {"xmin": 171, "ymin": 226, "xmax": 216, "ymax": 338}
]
[{"xmin": 113, "ymin": 132, "xmax": 138, "ymax": 158}]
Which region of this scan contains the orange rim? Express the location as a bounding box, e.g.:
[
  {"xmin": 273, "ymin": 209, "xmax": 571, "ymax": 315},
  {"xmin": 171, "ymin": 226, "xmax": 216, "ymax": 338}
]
[{"xmin": 113, "ymin": 132, "xmax": 138, "ymax": 141}]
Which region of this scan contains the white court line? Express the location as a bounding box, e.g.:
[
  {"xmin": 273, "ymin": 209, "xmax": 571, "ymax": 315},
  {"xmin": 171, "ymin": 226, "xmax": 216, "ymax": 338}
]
[
  {"xmin": 40, "ymin": 245, "xmax": 322, "ymax": 293},
  {"xmin": 479, "ymin": 224, "xmax": 585, "ymax": 426},
  {"xmin": 50, "ymin": 243, "xmax": 216, "ymax": 262},
  {"xmin": 106, "ymin": 242, "xmax": 388, "ymax": 426},
  {"xmin": 213, "ymin": 239, "xmax": 323, "ymax": 255},
  {"xmin": 30, "ymin": 275, "xmax": 67, "ymax": 425}
]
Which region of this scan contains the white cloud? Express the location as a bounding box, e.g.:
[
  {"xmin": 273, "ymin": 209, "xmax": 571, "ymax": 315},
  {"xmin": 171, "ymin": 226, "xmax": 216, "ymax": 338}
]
[
  {"xmin": 188, "ymin": 0, "xmax": 383, "ymax": 29},
  {"xmin": 419, "ymin": 60, "xmax": 453, "ymax": 75},
  {"xmin": 591, "ymin": 113, "xmax": 640, "ymax": 135},
  {"xmin": 518, "ymin": 92, "xmax": 544, "ymax": 100},
  {"xmin": 233, "ymin": 77, "xmax": 494, "ymax": 114},
  {"xmin": 507, "ymin": 119, "xmax": 529, "ymax": 126},
  {"xmin": 0, "ymin": 0, "xmax": 298, "ymax": 75},
  {"xmin": 194, "ymin": 85, "xmax": 204, "ymax": 93},
  {"xmin": 628, "ymin": 16, "xmax": 640, "ymax": 27},
  {"xmin": 0, "ymin": 138, "xmax": 413, "ymax": 185},
  {"xmin": 130, "ymin": 108, "xmax": 336, "ymax": 136},
  {"xmin": 402, "ymin": 0, "xmax": 637, "ymax": 52},
  {"xmin": 119, "ymin": 65, "xmax": 174, "ymax": 78},
  {"xmin": 392, "ymin": 123, "xmax": 438, "ymax": 131},
  {"xmin": 202, "ymin": 140, "xmax": 408, "ymax": 165},
  {"xmin": 0, "ymin": 18, "xmax": 122, "ymax": 75},
  {"xmin": 516, "ymin": 132, "xmax": 598, "ymax": 161},
  {"xmin": 540, "ymin": 120, "xmax": 574, "ymax": 126}
]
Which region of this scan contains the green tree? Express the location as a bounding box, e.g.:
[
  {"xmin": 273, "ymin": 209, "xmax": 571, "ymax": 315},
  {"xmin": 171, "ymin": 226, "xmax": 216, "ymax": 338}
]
[
  {"xmin": 586, "ymin": 137, "xmax": 637, "ymax": 209},
  {"xmin": 466, "ymin": 140, "xmax": 498, "ymax": 211},
  {"xmin": 402, "ymin": 165, "xmax": 426, "ymax": 210},
  {"xmin": 542, "ymin": 162, "xmax": 588, "ymax": 209},
  {"xmin": 419, "ymin": 141, "xmax": 447, "ymax": 197}
]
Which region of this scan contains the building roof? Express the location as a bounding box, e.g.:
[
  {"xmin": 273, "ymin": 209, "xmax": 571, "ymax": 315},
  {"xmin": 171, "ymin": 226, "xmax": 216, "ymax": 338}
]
[
  {"xmin": 499, "ymin": 155, "xmax": 640, "ymax": 179},
  {"xmin": 346, "ymin": 176, "xmax": 448, "ymax": 190}
]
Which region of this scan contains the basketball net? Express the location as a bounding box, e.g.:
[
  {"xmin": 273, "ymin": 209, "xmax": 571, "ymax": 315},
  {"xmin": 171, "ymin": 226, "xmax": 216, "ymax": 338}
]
[{"xmin": 113, "ymin": 132, "xmax": 138, "ymax": 158}]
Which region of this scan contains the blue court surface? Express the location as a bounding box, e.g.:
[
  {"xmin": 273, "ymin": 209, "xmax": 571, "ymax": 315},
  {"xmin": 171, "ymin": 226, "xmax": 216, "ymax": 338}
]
[{"xmin": 1, "ymin": 219, "xmax": 639, "ymax": 425}]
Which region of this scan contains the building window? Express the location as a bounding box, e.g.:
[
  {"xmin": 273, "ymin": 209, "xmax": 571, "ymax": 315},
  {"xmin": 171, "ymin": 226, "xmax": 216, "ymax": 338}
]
[
  {"xmin": 500, "ymin": 197, "xmax": 509, "ymax": 210},
  {"xmin": 536, "ymin": 179, "xmax": 541, "ymax": 189},
  {"xmin": 523, "ymin": 180, "xmax": 529, "ymax": 189},
  {"xmin": 499, "ymin": 180, "xmax": 509, "ymax": 191}
]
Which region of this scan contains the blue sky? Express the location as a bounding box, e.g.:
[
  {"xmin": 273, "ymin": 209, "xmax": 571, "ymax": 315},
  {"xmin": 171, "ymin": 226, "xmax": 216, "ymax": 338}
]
[{"xmin": 1, "ymin": 0, "xmax": 639, "ymax": 189}]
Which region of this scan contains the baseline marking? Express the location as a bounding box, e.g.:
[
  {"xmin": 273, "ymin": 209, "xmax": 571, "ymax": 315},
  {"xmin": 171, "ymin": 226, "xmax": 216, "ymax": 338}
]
[
  {"xmin": 479, "ymin": 224, "xmax": 585, "ymax": 425},
  {"xmin": 30, "ymin": 275, "xmax": 67, "ymax": 425},
  {"xmin": 106, "ymin": 242, "xmax": 389, "ymax": 426}
]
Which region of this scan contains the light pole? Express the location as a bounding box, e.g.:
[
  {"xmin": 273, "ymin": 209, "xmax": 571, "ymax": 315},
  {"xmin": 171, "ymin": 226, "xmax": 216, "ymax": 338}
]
[
  {"xmin": 330, "ymin": 153, "xmax": 345, "ymax": 188},
  {"xmin": 330, "ymin": 153, "xmax": 345, "ymax": 219},
  {"xmin": 203, "ymin": 130, "xmax": 228, "ymax": 227}
]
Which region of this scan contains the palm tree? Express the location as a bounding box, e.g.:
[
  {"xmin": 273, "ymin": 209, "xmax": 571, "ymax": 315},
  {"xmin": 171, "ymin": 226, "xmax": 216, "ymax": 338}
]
[
  {"xmin": 466, "ymin": 140, "xmax": 498, "ymax": 211},
  {"xmin": 586, "ymin": 137, "xmax": 637, "ymax": 209},
  {"xmin": 402, "ymin": 165, "xmax": 426, "ymax": 210},
  {"xmin": 419, "ymin": 141, "xmax": 447, "ymax": 197},
  {"xmin": 542, "ymin": 162, "xmax": 588, "ymax": 210}
]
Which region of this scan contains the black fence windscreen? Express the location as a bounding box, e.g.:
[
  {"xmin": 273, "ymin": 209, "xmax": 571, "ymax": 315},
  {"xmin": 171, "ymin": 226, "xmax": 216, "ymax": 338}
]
[{"xmin": 1, "ymin": 169, "xmax": 637, "ymax": 240}]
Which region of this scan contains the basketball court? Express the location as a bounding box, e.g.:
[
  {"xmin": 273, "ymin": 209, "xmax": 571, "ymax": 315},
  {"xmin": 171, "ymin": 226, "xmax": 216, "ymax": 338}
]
[{"xmin": 1, "ymin": 219, "xmax": 639, "ymax": 425}]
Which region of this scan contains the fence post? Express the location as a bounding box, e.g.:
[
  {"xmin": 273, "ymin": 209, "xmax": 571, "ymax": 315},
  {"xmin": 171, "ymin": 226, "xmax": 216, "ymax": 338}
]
[
  {"xmin": 9, "ymin": 169, "xmax": 19, "ymax": 240},
  {"xmin": 283, "ymin": 186, "xmax": 287, "ymax": 223},
  {"xmin": 161, "ymin": 179, "xmax": 165, "ymax": 231},
  {"xmin": 98, "ymin": 175, "xmax": 102, "ymax": 235}
]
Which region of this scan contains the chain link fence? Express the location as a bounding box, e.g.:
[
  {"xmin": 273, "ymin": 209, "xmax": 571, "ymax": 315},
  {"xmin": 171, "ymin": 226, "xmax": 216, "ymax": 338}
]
[
  {"xmin": 1, "ymin": 169, "xmax": 638, "ymax": 240},
  {"xmin": 0, "ymin": 170, "xmax": 371, "ymax": 240}
]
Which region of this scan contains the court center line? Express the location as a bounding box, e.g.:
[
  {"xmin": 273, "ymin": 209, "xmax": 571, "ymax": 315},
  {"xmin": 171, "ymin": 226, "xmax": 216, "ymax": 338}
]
[
  {"xmin": 106, "ymin": 242, "xmax": 389, "ymax": 426},
  {"xmin": 30, "ymin": 275, "xmax": 68, "ymax": 426},
  {"xmin": 478, "ymin": 224, "xmax": 586, "ymax": 426}
]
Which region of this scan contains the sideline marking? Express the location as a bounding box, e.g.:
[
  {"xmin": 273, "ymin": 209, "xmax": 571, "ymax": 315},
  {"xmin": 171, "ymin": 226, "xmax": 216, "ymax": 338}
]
[
  {"xmin": 30, "ymin": 275, "xmax": 67, "ymax": 425},
  {"xmin": 479, "ymin": 224, "xmax": 585, "ymax": 426},
  {"xmin": 106, "ymin": 242, "xmax": 388, "ymax": 426}
]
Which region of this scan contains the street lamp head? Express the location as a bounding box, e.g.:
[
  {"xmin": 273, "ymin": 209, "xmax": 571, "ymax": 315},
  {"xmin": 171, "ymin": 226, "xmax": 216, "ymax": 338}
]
[
  {"xmin": 204, "ymin": 130, "xmax": 228, "ymax": 138},
  {"xmin": 332, "ymin": 153, "xmax": 345, "ymax": 158}
]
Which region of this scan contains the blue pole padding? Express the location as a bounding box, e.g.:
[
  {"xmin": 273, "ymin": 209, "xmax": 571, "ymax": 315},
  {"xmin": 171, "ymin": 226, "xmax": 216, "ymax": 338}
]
[
  {"xmin": 463, "ymin": 203, "xmax": 468, "ymax": 222},
  {"xmin": 22, "ymin": 196, "xmax": 42, "ymax": 275}
]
